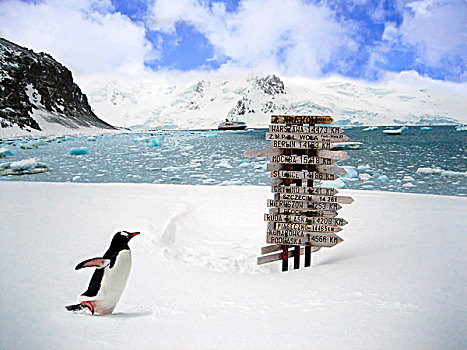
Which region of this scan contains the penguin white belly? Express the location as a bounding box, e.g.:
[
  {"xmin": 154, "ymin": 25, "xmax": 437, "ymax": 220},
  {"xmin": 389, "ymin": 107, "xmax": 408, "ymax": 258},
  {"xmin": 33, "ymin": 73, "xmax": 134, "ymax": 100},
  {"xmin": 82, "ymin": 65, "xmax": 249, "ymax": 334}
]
[{"xmin": 80, "ymin": 250, "xmax": 132, "ymax": 314}]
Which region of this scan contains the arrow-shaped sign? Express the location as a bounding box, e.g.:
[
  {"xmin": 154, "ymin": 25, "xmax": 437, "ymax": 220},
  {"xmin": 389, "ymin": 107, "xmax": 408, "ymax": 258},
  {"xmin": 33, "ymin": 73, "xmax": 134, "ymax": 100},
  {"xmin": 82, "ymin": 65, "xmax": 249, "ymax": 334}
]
[
  {"xmin": 267, "ymin": 199, "xmax": 342, "ymax": 211},
  {"xmin": 267, "ymin": 229, "xmax": 343, "ymax": 247},
  {"xmin": 275, "ymin": 193, "xmax": 354, "ymax": 204},
  {"xmin": 271, "ymin": 115, "xmax": 334, "ymax": 125},
  {"xmin": 264, "ymin": 213, "xmax": 348, "ymax": 226}
]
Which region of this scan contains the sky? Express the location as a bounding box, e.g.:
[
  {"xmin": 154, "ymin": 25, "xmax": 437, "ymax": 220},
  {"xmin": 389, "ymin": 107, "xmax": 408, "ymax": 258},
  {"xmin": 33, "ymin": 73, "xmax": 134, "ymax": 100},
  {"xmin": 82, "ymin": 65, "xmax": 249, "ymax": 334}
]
[{"xmin": 0, "ymin": 0, "xmax": 466, "ymax": 82}]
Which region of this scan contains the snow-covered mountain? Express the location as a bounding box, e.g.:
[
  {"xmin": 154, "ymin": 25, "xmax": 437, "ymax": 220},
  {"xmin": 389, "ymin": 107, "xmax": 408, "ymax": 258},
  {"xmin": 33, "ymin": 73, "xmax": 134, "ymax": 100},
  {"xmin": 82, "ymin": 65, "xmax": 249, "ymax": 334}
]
[
  {"xmin": 0, "ymin": 38, "xmax": 116, "ymax": 137},
  {"xmin": 77, "ymin": 70, "xmax": 467, "ymax": 130}
]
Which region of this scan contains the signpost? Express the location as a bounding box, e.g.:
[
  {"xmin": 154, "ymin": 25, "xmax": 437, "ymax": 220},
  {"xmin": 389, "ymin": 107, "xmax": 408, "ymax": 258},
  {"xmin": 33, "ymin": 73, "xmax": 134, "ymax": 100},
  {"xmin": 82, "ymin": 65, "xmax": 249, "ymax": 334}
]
[{"xmin": 253, "ymin": 115, "xmax": 354, "ymax": 271}]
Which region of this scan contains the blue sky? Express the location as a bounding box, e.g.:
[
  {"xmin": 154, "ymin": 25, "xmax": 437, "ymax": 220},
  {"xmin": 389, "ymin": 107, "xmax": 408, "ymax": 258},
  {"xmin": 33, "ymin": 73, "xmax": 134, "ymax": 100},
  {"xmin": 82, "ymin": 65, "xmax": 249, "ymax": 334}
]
[{"xmin": 0, "ymin": 0, "xmax": 466, "ymax": 81}]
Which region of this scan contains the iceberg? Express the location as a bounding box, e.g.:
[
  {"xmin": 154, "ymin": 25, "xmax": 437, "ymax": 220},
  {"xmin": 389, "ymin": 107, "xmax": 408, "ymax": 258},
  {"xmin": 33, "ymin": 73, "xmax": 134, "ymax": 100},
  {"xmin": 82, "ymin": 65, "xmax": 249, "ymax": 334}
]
[
  {"xmin": 0, "ymin": 158, "xmax": 49, "ymax": 176},
  {"xmin": 383, "ymin": 128, "xmax": 403, "ymax": 135},
  {"xmin": 320, "ymin": 178, "xmax": 346, "ymax": 188},
  {"xmin": 0, "ymin": 147, "xmax": 13, "ymax": 158},
  {"xmin": 69, "ymin": 147, "xmax": 89, "ymax": 155},
  {"xmin": 332, "ymin": 142, "xmax": 363, "ymax": 150},
  {"xmin": 455, "ymin": 125, "xmax": 467, "ymax": 131},
  {"xmin": 341, "ymin": 166, "xmax": 358, "ymax": 179},
  {"xmin": 414, "ymin": 167, "xmax": 466, "ymax": 177}
]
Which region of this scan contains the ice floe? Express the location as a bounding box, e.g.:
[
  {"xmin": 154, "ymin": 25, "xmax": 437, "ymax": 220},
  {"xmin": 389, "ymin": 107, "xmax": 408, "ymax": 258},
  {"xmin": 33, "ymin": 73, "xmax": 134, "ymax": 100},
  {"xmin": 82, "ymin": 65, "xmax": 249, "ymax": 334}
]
[
  {"xmin": 332, "ymin": 142, "xmax": 363, "ymax": 150},
  {"xmin": 0, "ymin": 158, "xmax": 49, "ymax": 176},
  {"xmin": 416, "ymin": 167, "xmax": 467, "ymax": 177},
  {"xmin": 69, "ymin": 147, "xmax": 89, "ymax": 155},
  {"xmin": 0, "ymin": 147, "xmax": 13, "ymax": 158}
]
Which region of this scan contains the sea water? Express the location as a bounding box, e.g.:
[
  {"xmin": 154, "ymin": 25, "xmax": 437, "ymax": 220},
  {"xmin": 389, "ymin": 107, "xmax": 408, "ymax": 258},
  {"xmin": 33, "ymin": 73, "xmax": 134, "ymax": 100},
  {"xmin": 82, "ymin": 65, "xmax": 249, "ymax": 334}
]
[{"xmin": 1, "ymin": 126, "xmax": 466, "ymax": 196}]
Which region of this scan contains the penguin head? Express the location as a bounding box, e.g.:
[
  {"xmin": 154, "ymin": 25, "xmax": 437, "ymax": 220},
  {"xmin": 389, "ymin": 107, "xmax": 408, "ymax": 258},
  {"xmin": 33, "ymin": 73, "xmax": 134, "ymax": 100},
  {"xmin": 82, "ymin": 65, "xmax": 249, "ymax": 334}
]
[{"xmin": 109, "ymin": 231, "xmax": 140, "ymax": 252}]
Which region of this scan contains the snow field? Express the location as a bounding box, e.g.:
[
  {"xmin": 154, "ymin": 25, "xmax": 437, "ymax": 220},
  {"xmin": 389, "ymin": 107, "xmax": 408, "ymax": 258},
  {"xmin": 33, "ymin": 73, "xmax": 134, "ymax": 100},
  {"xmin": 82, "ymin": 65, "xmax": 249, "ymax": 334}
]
[{"xmin": 0, "ymin": 182, "xmax": 465, "ymax": 349}]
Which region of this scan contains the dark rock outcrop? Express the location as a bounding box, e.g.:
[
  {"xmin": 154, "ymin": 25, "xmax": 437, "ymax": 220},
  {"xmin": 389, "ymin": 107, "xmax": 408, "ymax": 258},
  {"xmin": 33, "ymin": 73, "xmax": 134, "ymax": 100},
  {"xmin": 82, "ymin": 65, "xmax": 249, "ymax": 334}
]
[
  {"xmin": 0, "ymin": 37, "xmax": 115, "ymax": 132},
  {"xmin": 254, "ymin": 74, "xmax": 285, "ymax": 95}
]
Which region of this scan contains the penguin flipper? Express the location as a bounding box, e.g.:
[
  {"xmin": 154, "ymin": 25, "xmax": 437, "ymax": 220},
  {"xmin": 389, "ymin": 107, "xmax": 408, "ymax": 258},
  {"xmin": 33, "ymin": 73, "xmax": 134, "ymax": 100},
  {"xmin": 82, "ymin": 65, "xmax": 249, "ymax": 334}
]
[{"xmin": 75, "ymin": 258, "xmax": 111, "ymax": 270}]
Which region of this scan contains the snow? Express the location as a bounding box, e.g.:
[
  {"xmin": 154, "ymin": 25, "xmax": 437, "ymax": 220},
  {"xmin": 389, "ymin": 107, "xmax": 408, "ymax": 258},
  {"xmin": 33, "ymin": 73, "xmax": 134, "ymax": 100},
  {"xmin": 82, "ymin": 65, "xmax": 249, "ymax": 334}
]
[
  {"xmin": 75, "ymin": 71, "xmax": 467, "ymax": 130},
  {"xmin": 0, "ymin": 182, "xmax": 465, "ymax": 349}
]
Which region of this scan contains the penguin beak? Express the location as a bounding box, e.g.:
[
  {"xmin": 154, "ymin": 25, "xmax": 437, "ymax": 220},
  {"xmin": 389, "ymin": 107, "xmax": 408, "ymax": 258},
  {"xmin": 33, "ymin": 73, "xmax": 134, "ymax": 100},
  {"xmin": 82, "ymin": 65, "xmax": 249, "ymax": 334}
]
[{"xmin": 129, "ymin": 232, "xmax": 140, "ymax": 238}]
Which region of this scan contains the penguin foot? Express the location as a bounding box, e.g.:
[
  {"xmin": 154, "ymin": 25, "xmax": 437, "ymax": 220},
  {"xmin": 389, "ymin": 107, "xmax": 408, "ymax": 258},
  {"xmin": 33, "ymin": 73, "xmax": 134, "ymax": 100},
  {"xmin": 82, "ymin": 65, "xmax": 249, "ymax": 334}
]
[
  {"xmin": 81, "ymin": 301, "xmax": 95, "ymax": 315},
  {"xmin": 65, "ymin": 302, "xmax": 95, "ymax": 315}
]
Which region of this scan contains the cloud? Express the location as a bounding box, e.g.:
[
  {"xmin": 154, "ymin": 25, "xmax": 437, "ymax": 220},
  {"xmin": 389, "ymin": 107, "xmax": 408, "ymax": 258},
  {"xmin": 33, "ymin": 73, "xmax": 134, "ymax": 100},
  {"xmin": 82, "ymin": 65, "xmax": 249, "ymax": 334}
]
[
  {"xmin": 378, "ymin": 0, "xmax": 466, "ymax": 80},
  {"xmin": 147, "ymin": 0, "xmax": 357, "ymax": 77},
  {"xmin": 0, "ymin": 0, "xmax": 155, "ymax": 75}
]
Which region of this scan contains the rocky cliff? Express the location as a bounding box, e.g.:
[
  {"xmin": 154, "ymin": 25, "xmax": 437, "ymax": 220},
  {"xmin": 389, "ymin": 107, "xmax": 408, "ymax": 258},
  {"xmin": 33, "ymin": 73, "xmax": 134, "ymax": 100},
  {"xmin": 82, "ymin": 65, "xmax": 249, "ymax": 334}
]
[{"xmin": 0, "ymin": 37, "xmax": 115, "ymax": 134}]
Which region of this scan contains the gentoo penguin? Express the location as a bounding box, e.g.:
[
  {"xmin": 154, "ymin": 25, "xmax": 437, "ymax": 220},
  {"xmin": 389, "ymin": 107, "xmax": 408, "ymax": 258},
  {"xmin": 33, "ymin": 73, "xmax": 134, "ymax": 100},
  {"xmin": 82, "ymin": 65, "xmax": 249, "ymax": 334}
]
[{"xmin": 65, "ymin": 231, "xmax": 140, "ymax": 315}]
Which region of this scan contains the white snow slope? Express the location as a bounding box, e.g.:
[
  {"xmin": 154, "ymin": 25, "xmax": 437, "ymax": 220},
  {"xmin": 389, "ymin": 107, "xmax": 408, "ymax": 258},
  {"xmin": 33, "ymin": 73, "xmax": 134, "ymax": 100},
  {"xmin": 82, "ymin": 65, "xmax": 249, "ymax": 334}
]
[
  {"xmin": 0, "ymin": 182, "xmax": 465, "ymax": 349},
  {"xmin": 77, "ymin": 70, "xmax": 467, "ymax": 130}
]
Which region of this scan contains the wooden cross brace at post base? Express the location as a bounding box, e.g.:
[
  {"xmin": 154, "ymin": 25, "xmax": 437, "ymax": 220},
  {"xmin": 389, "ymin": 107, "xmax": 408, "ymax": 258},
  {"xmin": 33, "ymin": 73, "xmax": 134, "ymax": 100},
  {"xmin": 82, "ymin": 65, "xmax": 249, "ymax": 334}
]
[{"xmin": 256, "ymin": 115, "xmax": 353, "ymax": 272}]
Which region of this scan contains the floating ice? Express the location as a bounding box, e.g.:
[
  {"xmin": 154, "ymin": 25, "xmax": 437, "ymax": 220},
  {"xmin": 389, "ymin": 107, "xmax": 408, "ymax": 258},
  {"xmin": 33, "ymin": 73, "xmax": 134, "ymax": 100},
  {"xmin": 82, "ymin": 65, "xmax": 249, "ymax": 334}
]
[
  {"xmin": 321, "ymin": 178, "xmax": 346, "ymax": 188},
  {"xmin": 359, "ymin": 174, "xmax": 372, "ymax": 181},
  {"xmin": 415, "ymin": 167, "xmax": 467, "ymax": 177},
  {"xmin": 377, "ymin": 175, "xmax": 389, "ymax": 181},
  {"xmin": 332, "ymin": 142, "xmax": 363, "ymax": 150},
  {"xmin": 219, "ymin": 180, "xmax": 244, "ymax": 185},
  {"xmin": 205, "ymin": 133, "xmax": 218, "ymax": 138},
  {"xmin": 148, "ymin": 139, "xmax": 161, "ymax": 147},
  {"xmin": 455, "ymin": 125, "xmax": 466, "ymax": 131},
  {"xmin": 403, "ymin": 176, "xmax": 415, "ymax": 182},
  {"xmin": 441, "ymin": 170, "xmax": 467, "ymax": 177},
  {"xmin": 72, "ymin": 175, "xmax": 82, "ymax": 182},
  {"xmin": 402, "ymin": 182, "xmax": 416, "ymax": 187},
  {"xmin": 217, "ymin": 159, "xmax": 232, "ymax": 168},
  {"xmin": 362, "ymin": 126, "xmax": 378, "ymax": 131},
  {"xmin": 383, "ymin": 128, "xmax": 402, "ymax": 135},
  {"xmin": 416, "ymin": 167, "xmax": 437, "ymax": 175},
  {"xmin": 0, "ymin": 158, "xmax": 48, "ymax": 176},
  {"xmin": 69, "ymin": 147, "xmax": 89, "ymax": 155},
  {"xmin": 0, "ymin": 147, "xmax": 13, "ymax": 158},
  {"xmin": 420, "ymin": 127, "xmax": 432, "ymax": 130},
  {"xmin": 341, "ymin": 166, "xmax": 358, "ymax": 179},
  {"xmin": 87, "ymin": 136, "xmax": 97, "ymax": 141},
  {"xmin": 357, "ymin": 164, "xmax": 371, "ymax": 171}
]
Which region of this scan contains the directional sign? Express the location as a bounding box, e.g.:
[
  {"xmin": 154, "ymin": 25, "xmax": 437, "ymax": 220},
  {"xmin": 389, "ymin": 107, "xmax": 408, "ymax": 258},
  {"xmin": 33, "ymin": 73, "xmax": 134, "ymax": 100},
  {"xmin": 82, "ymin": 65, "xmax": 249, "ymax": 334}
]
[
  {"xmin": 267, "ymin": 230, "xmax": 343, "ymax": 247},
  {"xmin": 269, "ymin": 124, "xmax": 343, "ymax": 134},
  {"xmin": 270, "ymin": 207, "xmax": 339, "ymax": 217},
  {"xmin": 269, "ymin": 154, "xmax": 334, "ymax": 165},
  {"xmin": 271, "ymin": 222, "xmax": 342, "ymax": 233},
  {"xmin": 267, "ymin": 199, "xmax": 342, "ymax": 211},
  {"xmin": 245, "ymin": 148, "xmax": 348, "ymax": 160},
  {"xmin": 271, "ymin": 186, "xmax": 338, "ymax": 196},
  {"xmin": 268, "ymin": 163, "xmax": 345, "ymax": 176},
  {"xmin": 271, "ymin": 170, "xmax": 338, "ymax": 181},
  {"xmin": 266, "ymin": 132, "xmax": 349, "ymax": 142},
  {"xmin": 264, "ymin": 213, "xmax": 348, "ymax": 226},
  {"xmin": 271, "ymin": 115, "xmax": 334, "ymax": 125},
  {"xmin": 271, "ymin": 140, "xmax": 332, "ymax": 149},
  {"xmin": 275, "ymin": 193, "xmax": 354, "ymax": 204}
]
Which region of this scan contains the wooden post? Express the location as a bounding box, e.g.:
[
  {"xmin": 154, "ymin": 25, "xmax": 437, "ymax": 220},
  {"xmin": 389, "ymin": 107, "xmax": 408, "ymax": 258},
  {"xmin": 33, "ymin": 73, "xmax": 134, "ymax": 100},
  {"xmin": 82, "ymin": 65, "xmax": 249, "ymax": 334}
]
[
  {"xmin": 282, "ymin": 148, "xmax": 293, "ymax": 272},
  {"xmin": 305, "ymin": 143, "xmax": 315, "ymax": 267},
  {"xmin": 282, "ymin": 245, "xmax": 289, "ymax": 271},
  {"xmin": 293, "ymin": 245, "xmax": 300, "ymax": 269}
]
